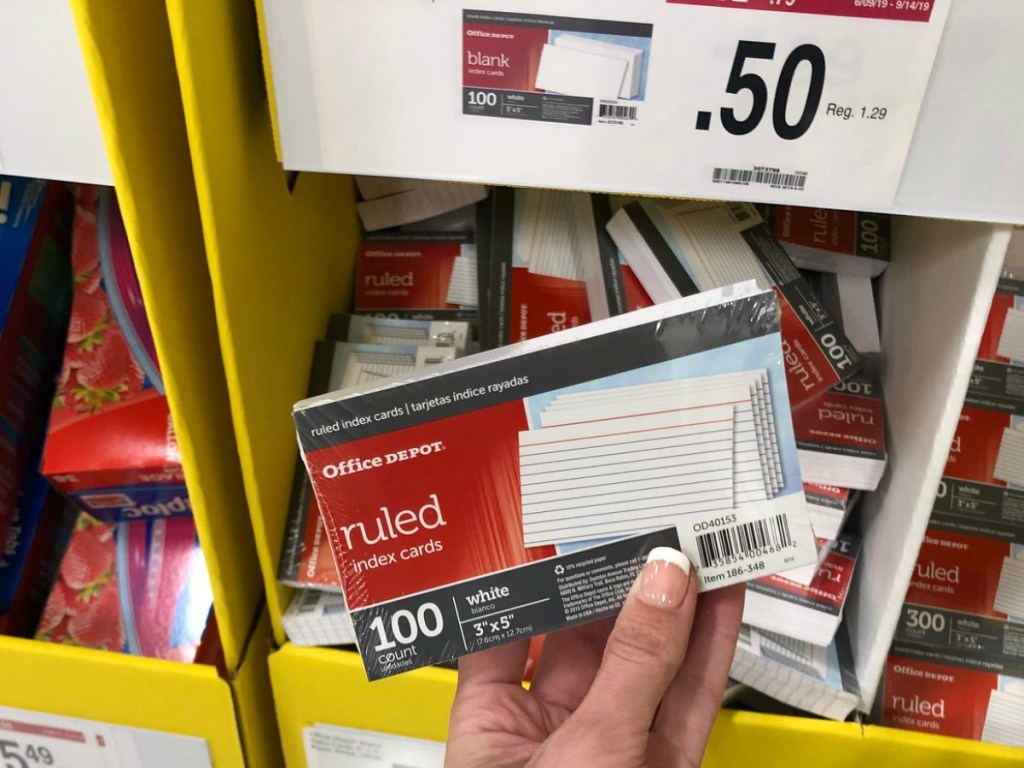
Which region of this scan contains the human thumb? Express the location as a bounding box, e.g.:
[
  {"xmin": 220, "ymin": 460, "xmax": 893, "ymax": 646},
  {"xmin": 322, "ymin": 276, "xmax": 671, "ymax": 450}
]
[{"xmin": 572, "ymin": 547, "xmax": 698, "ymax": 738}]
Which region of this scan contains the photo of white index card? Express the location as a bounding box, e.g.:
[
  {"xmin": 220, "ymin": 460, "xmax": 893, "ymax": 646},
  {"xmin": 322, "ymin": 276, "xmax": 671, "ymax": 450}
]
[
  {"xmin": 519, "ymin": 405, "xmax": 735, "ymax": 547},
  {"xmin": 981, "ymin": 689, "xmax": 1024, "ymax": 747},
  {"xmin": 544, "ymin": 371, "xmax": 780, "ymax": 497},
  {"xmin": 534, "ymin": 44, "xmax": 628, "ymax": 102},
  {"xmin": 994, "ymin": 427, "xmax": 1024, "ymax": 487},
  {"xmin": 553, "ymin": 35, "xmax": 644, "ymax": 100},
  {"xmin": 997, "ymin": 306, "xmax": 1024, "ymax": 362},
  {"xmin": 993, "ymin": 556, "xmax": 1024, "ymax": 617},
  {"xmin": 445, "ymin": 253, "xmax": 478, "ymax": 307},
  {"xmin": 541, "ymin": 387, "xmax": 767, "ymax": 504}
]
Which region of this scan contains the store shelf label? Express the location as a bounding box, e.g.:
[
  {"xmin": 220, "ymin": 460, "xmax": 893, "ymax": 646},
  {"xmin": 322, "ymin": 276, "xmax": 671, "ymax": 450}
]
[
  {"xmin": 290, "ymin": 1, "xmax": 953, "ymax": 210},
  {"xmin": 0, "ymin": 706, "xmax": 212, "ymax": 768},
  {"xmin": 304, "ymin": 724, "xmax": 445, "ymax": 768}
]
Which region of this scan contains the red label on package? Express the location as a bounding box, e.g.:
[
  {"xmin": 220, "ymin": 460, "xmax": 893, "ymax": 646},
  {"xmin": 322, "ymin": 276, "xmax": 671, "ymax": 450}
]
[
  {"xmin": 944, "ymin": 407, "xmax": 1011, "ymax": 485},
  {"xmin": 666, "ymin": 0, "xmax": 935, "ymax": 23},
  {"xmin": 355, "ymin": 240, "xmax": 467, "ymax": 313},
  {"xmin": 509, "ymin": 269, "xmax": 591, "ymax": 343},
  {"xmin": 907, "ymin": 529, "xmax": 1013, "ymax": 619},
  {"xmin": 883, "ymin": 655, "xmax": 998, "ymax": 740},
  {"xmin": 793, "ymin": 382, "xmax": 886, "ymax": 458},
  {"xmin": 621, "ymin": 263, "xmax": 654, "ymax": 312}
]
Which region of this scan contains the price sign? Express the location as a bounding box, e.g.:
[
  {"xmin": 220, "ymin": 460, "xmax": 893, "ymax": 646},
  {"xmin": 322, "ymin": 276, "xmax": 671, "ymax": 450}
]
[
  {"xmin": 0, "ymin": 711, "xmax": 119, "ymax": 768},
  {"xmin": 0, "ymin": 707, "xmax": 211, "ymax": 768},
  {"xmin": 304, "ymin": 724, "xmax": 445, "ymax": 768},
  {"xmin": 293, "ymin": 0, "xmax": 952, "ymax": 210},
  {"xmin": 658, "ymin": 0, "xmax": 950, "ymax": 207}
]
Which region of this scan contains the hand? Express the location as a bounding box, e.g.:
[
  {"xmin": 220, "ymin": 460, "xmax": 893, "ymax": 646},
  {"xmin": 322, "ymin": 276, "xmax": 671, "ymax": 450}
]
[{"xmin": 445, "ymin": 547, "xmax": 745, "ymax": 768}]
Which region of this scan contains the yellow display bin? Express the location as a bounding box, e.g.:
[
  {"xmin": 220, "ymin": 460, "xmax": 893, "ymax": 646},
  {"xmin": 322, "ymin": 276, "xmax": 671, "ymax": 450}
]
[
  {"xmin": 0, "ymin": 1, "xmax": 280, "ymax": 766},
  {"xmin": 160, "ymin": 0, "xmax": 1024, "ymax": 764}
]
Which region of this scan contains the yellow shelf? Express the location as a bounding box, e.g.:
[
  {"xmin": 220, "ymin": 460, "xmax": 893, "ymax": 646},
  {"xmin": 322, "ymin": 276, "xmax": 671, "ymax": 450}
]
[
  {"xmin": 271, "ymin": 645, "xmax": 1024, "ymax": 768},
  {"xmin": 1, "ymin": 1, "xmax": 287, "ymax": 765},
  {"xmin": 0, "ymin": 636, "xmax": 245, "ymax": 766}
]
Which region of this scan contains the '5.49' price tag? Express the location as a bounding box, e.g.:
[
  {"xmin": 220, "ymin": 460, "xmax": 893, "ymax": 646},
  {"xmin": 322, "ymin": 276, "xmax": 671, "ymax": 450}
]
[
  {"xmin": 0, "ymin": 712, "xmax": 119, "ymax": 768},
  {"xmin": 0, "ymin": 706, "xmax": 213, "ymax": 768}
]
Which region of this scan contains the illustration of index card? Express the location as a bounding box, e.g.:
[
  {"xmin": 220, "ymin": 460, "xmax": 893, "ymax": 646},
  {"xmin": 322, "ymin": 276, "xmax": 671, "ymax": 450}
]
[
  {"xmin": 541, "ymin": 386, "xmax": 766, "ymax": 504},
  {"xmin": 553, "ymin": 34, "xmax": 644, "ymax": 99},
  {"xmin": 755, "ymin": 629, "xmax": 829, "ymax": 680},
  {"xmin": 993, "ymin": 556, "xmax": 1024, "ymax": 618},
  {"xmin": 519, "ymin": 406, "xmax": 735, "ymax": 547},
  {"xmin": 534, "ymin": 44, "xmax": 628, "ymax": 101},
  {"xmin": 755, "ymin": 374, "xmax": 784, "ymax": 491},
  {"xmin": 543, "ymin": 386, "xmax": 769, "ymax": 501},
  {"xmin": 994, "ymin": 427, "xmax": 1024, "ymax": 486},
  {"xmin": 445, "ymin": 253, "xmax": 478, "ymax": 306},
  {"xmin": 544, "ymin": 372, "xmax": 777, "ymax": 498},
  {"xmin": 997, "ymin": 306, "xmax": 1024, "ymax": 361},
  {"xmin": 981, "ymin": 689, "xmax": 1024, "ymax": 747}
]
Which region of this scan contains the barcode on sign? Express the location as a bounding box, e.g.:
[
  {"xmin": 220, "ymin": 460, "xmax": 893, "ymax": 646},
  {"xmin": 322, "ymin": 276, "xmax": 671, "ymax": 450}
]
[
  {"xmin": 712, "ymin": 167, "xmax": 808, "ymax": 191},
  {"xmin": 599, "ymin": 104, "xmax": 638, "ymax": 120},
  {"xmin": 695, "ymin": 514, "xmax": 793, "ymax": 569}
]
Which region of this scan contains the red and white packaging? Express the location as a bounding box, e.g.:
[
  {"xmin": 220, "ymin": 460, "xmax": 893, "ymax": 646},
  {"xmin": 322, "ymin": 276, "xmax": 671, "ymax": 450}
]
[
  {"xmin": 907, "ymin": 528, "xmax": 1024, "ymax": 622},
  {"xmin": 793, "ymin": 374, "xmax": 887, "ymax": 490},
  {"xmin": 294, "ymin": 286, "xmax": 817, "ymax": 679},
  {"xmin": 744, "ymin": 532, "xmax": 861, "ymax": 647},
  {"xmin": 488, "ymin": 187, "xmax": 592, "ymax": 347},
  {"xmin": 803, "ymin": 483, "xmax": 858, "ymax": 542},
  {"xmin": 759, "ymin": 205, "xmax": 890, "ymax": 278},
  {"xmin": 354, "ymin": 233, "xmax": 478, "ymax": 321},
  {"xmin": 964, "ymin": 275, "xmax": 1024, "ymax": 415},
  {"xmin": 882, "ymin": 655, "xmax": 1024, "ymax": 746}
]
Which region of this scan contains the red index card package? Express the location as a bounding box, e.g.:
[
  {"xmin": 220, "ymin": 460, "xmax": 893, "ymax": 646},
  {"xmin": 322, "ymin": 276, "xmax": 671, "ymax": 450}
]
[{"xmin": 294, "ymin": 284, "xmax": 817, "ymax": 679}]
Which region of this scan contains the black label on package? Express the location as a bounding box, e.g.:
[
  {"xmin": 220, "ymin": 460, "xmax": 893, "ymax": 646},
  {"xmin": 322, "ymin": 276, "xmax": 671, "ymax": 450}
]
[
  {"xmin": 296, "ymin": 292, "xmax": 778, "ymax": 449},
  {"xmin": 893, "ymin": 604, "xmax": 1024, "ymax": 677},
  {"xmin": 352, "ymin": 528, "xmax": 679, "ymax": 680},
  {"xmin": 965, "ymin": 359, "xmax": 1024, "ymax": 416},
  {"xmin": 932, "ymin": 477, "xmax": 1024, "ymax": 544}
]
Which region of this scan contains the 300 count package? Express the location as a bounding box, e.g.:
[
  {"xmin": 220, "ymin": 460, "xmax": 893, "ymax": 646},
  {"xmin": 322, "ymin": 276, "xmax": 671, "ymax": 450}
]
[{"xmin": 294, "ymin": 283, "xmax": 817, "ymax": 679}]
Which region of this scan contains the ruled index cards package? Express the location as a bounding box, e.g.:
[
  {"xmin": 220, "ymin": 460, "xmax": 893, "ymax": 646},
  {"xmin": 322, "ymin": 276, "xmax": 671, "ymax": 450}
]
[
  {"xmin": 758, "ymin": 205, "xmax": 891, "ymax": 278},
  {"xmin": 881, "ymin": 655, "xmax": 1024, "ymax": 745},
  {"xmin": 355, "ymin": 233, "xmax": 479, "ymax": 320},
  {"xmin": 293, "ymin": 284, "xmax": 818, "ymax": 679},
  {"xmin": 743, "ymin": 532, "xmax": 862, "ymax": 648},
  {"xmin": 327, "ymin": 315, "xmax": 470, "ymax": 353},
  {"xmin": 606, "ymin": 201, "xmax": 863, "ymax": 409},
  {"xmin": 793, "ymin": 373, "xmax": 887, "ymax": 491},
  {"xmin": 731, "ymin": 622, "xmax": 861, "ymax": 721},
  {"xmin": 487, "ymin": 187, "xmax": 594, "ymax": 346}
]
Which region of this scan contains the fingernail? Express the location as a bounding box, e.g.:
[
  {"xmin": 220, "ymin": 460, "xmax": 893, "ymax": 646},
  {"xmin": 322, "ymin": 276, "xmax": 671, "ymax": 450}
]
[{"xmin": 635, "ymin": 547, "xmax": 692, "ymax": 609}]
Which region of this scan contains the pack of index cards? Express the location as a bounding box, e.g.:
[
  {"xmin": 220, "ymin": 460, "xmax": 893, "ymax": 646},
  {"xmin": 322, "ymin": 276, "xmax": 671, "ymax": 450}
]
[{"xmin": 294, "ymin": 283, "xmax": 817, "ymax": 679}]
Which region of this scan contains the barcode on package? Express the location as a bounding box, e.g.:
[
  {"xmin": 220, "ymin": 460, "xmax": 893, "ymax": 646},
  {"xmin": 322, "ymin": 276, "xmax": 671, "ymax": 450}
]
[
  {"xmin": 712, "ymin": 167, "xmax": 808, "ymax": 191},
  {"xmin": 696, "ymin": 514, "xmax": 793, "ymax": 568},
  {"xmin": 599, "ymin": 104, "xmax": 638, "ymax": 120}
]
